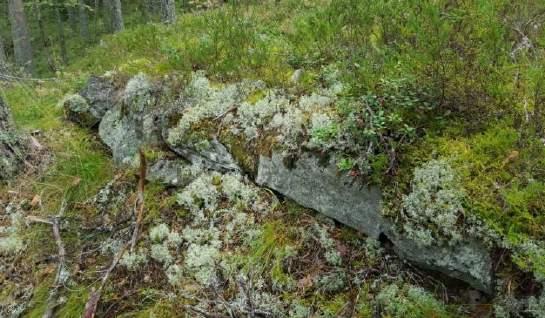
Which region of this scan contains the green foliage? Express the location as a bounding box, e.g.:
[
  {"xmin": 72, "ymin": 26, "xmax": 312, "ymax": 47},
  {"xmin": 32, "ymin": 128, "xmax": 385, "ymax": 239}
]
[
  {"xmin": 241, "ymin": 221, "xmax": 297, "ymax": 289},
  {"xmin": 56, "ymin": 288, "xmax": 89, "ymax": 318}
]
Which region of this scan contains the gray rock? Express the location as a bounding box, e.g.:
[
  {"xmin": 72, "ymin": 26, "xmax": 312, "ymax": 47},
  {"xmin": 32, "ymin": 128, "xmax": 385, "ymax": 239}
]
[
  {"xmin": 386, "ymin": 229, "xmax": 493, "ymax": 293},
  {"xmin": 64, "ymin": 76, "xmax": 116, "ymax": 128},
  {"xmin": 256, "ymin": 151, "xmax": 493, "ymax": 292},
  {"xmin": 63, "ymin": 94, "xmax": 95, "ymax": 127},
  {"xmin": 79, "ymin": 76, "xmax": 117, "ymax": 116},
  {"xmin": 0, "ymin": 96, "xmax": 26, "ymax": 181},
  {"xmin": 147, "ymin": 158, "xmax": 201, "ymax": 187},
  {"xmin": 256, "ymin": 152, "xmax": 384, "ymax": 239},
  {"xmin": 166, "ymin": 137, "xmax": 241, "ymax": 173},
  {"xmin": 99, "ymin": 74, "xmax": 161, "ymax": 165}
]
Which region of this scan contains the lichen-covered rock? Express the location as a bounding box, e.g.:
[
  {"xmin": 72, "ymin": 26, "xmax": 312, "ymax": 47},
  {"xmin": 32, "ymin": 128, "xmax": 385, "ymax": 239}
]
[
  {"xmin": 146, "ymin": 158, "xmax": 202, "ymax": 187},
  {"xmin": 256, "ymin": 151, "xmax": 493, "ymax": 292},
  {"xmin": 386, "ymin": 229, "xmax": 493, "ymax": 293},
  {"xmin": 79, "ymin": 75, "xmax": 117, "ymax": 114},
  {"xmin": 64, "ymin": 76, "xmax": 117, "ymax": 128},
  {"xmin": 63, "ymin": 94, "xmax": 95, "ymax": 127},
  {"xmin": 99, "ymin": 73, "xmax": 161, "ymax": 165},
  {"xmin": 167, "ymin": 136, "xmax": 241, "ymax": 173},
  {"xmin": 164, "ymin": 72, "xmax": 265, "ymax": 172},
  {"xmin": 256, "ymin": 152, "xmax": 385, "ymax": 239},
  {"xmin": 0, "ymin": 96, "xmax": 27, "ymax": 181}
]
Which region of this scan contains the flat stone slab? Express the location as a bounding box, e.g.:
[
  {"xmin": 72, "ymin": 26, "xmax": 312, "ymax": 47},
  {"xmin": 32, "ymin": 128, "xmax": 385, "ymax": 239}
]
[
  {"xmin": 256, "ymin": 152, "xmax": 384, "ymax": 239},
  {"xmin": 256, "ymin": 151, "xmax": 493, "ymax": 293}
]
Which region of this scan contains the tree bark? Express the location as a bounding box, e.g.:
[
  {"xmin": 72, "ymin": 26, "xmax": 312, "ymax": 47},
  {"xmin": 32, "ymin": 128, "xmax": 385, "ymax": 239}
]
[
  {"xmin": 0, "ymin": 96, "xmax": 27, "ymax": 181},
  {"xmin": 35, "ymin": 2, "xmax": 49, "ymax": 49},
  {"xmin": 0, "ymin": 35, "xmax": 6, "ymax": 66},
  {"xmin": 161, "ymin": 0, "xmax": 176, "ymax": 24},
  {"xmin": 111, "ymin": 0, "xmax": 124, "ymax": 33},
  {"xmin": 102, "ymin": 0, "xmax": 114, "ymax": 32},
  {"xmin": 67, "ymin": 5, "xmax": 78, "ymax": 32},
  {"xmin": 8, "ymin": 0, "xmax": 34, "ymax": 74},
  {"xmin": 56, "ymin": 6, "xmax": 68, "ymax": 65},
  {"xmin": 79, "ymin": 0, "xmax": 90, "ymax": 41}
]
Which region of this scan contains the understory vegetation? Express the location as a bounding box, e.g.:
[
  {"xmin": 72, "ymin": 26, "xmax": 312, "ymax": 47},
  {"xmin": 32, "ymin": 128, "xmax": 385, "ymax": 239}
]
[{"xmin": 2, "ymin": 0, "xmax": 545, "ymax": 317}]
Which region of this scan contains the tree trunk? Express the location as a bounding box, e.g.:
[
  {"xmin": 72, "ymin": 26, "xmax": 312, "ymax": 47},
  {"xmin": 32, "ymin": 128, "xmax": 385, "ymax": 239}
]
[
  {"xmin": 102, "ymin": 0, "xmax": 114, "ymax": 32},
  {"xmin": 161, "ymin": 0, "xmax": 176, "ymax": 24},
  {"xmin": 111, "ymin": 0, "xmax": 124, "ymax": 33},
  {"xmin": 56, "ymin": 6, "xmax": 68, "ymax": 65},
  {"xmin": 79, "ymin": 0, "xmax": 90, "ymax": 41},
  {"xmin": 0, "ymin": 35, "xmax": 7, "ymax": 66},
  {"xmin": 68, "ymin": 6, "xmax": 78, "ymax": 32},
  {"xmin": 8, "ymin": 0, "xmax": 34, "ymax": 74},
  {"xmin": 0, "ymin": 96, "xmax": 27, "ymax": 181},
  {"xmin": 35, "ymin": 2, "xmax": 49, "ymax": 49}
]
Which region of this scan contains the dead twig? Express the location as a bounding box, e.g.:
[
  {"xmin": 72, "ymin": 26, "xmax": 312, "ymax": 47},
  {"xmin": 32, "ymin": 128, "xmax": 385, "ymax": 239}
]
[
  {"xmin": 83, "ymin": 156, "xmax": 147, "ymax": 318},
  {"xmin": 82, "ymin": 243, "xmax": 128, "ymax": 318},
  {"xmin": 129, "ymin": 149, "xmax": 147, "ymax": 251},
  {"xmin": 184, "ymin": 305, "xmax": 230, "ymax": 318},
  {"xmin": 25, "ymin": 200, "xmax": 68, "ymax": 318}
]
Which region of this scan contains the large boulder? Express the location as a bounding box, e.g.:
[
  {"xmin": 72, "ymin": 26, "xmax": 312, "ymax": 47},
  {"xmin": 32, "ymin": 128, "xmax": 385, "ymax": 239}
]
[
  {"xmin": 256, "ymin": 151, "xmax": 493, "ymax": 293},
  {"xmin": 99, "ymin": 73, "xmax": 162, "ymax": 165},
  {"xmin": 64, "ymin": 75, "xmax": 117, "ymax": 128},
  {"xmin": 0, "ymin": 96, "xmax": 26, "ymax": 181}
]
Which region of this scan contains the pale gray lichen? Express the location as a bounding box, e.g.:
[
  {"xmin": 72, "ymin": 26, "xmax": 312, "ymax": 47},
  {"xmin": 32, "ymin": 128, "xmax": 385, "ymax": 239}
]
[
  {"xmin": 167, "ymin": 71, "xmax": 265, "ymax": 146},
  {"xmin": 165, "ymin": 264, "xmax": 184, "ymax": 286},
  {"xmin": 120, "ymin": 248, "xmax": 149, "ymax": 271},
  {"xmin": 528, "ymin": 292, "xmax": 545, "ymax": 318},
  {"xmin": 149, "ymin": 223, "xmax": 171, "ymax": 242},
  {"xmin": 401, "ymin": 159, "xmax": 466, "ymax": 247},
  {"xmin": 0, "ymin": 208, "xmax": 25, "ymax": 256},
  {"xmin": 317, "ymin": 270, "xmax": 347, "ymax": 293},
  {"xmin": 184, "ymin": 243, "xmax": 221, "ymax": 285},
  {"xmin": 312, "ymin": 224, "xmax": 342, "ymax": 266},
  {"xmin": 151, "ymin": 243, "xmax": 174, "ymax": 265},
  {"xmin": 174, "ymin": 171, "xmax": 270, "ymax": 286}
]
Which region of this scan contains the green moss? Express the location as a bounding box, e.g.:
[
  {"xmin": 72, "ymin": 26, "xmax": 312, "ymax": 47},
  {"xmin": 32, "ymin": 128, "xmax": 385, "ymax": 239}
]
[
  {"xmin": 56, "ymin": 288, "xmax": 89, "ymax": 318},
  {"xmin": 143, "ymin": 182, "xmax": 177, "ymax": 223},
  {"xmin": 24, "ymin": 280, "xmax": 52, "ymax": 318},
  {"xmin": 245, "ymin": 89, "xmax": 267, "ymax": 105},
  {"xmin": 118, "ymin": 300, "xmax": 179, "ymax": 318},
  {"xmin": 219, "ymin": 130, "xmax": 258, "ymax": 175}
]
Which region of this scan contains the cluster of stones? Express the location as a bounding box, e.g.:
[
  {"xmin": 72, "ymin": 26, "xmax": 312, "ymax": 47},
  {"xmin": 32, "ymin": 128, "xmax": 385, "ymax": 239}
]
[{"xmin": 64, "ymin": 72, "xmax": 494, "ymax": 293}]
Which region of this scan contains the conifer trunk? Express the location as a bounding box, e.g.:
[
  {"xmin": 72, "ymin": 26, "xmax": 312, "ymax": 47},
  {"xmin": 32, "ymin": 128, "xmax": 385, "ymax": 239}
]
[
  {"xmin": 161, "ymin": 0, "xmax": 176, "ymax": 24},
  {"xmin": 79, "ymin": 0, "xmax": 90, "ymax": 41},
  {"xmin": 8, "ymin": 0, "xmax": 34, "ymax": 74},
  {"xmin": 56, "ymin": 6, "xmax": 69, "ymax": 65},
  {"xmin": 0, "ymin": 35, "xmax": 6, "ymax": 66},
  {"xmin": 111, "ymin": 0, "xmax": 124, "ymax": 33}
]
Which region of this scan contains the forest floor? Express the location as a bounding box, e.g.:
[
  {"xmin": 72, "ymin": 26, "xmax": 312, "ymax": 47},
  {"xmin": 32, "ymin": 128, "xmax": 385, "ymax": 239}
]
[{"xmin": 2, "ymin": 1, "xmax": 545, "ymax": 317}]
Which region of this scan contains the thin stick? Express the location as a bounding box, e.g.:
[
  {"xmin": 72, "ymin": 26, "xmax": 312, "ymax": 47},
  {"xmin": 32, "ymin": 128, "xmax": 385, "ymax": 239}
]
[
  {"xmin": 130, "ymin": 149, "xmax": 146, "ymax": 251},
  {"xmin": 27, "ymin": 200, "xmax": 68, "ymax": 318},
  {"xmin": 82, "ymin": 243, "xmax": 128, "ymax": 318}
]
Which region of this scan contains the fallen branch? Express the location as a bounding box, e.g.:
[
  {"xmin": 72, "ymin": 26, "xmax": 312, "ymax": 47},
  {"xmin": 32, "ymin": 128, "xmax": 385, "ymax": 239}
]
[
  {"xmin": 83, "ymin": 154, "xmax": 147, "ymax": 318},
  {"xmin": 130, "ymin": 149, "xmax": 147, "ymax": 251},
  {"xmin": 184, "ymin": 305, "xmax": 229, "ymax": 318},
  {"xmin": 26, "ymin": 200, "xmax": 68, "ymax": 318},
  {"xmin": 82, "ymin": 243, "xmax": 128, "ymax": 318}
]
